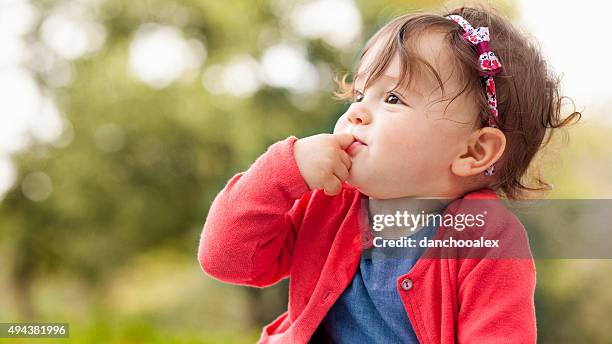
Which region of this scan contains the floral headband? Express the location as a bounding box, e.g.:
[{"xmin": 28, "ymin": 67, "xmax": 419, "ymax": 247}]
[{"xmin": 446, "ymin": 14, "xmax": 502, "ymax": 176}]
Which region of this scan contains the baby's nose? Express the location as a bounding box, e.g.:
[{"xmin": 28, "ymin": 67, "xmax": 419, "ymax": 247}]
[{"xmin": 347, "ymin": 106, "xmax": 371, "ymax": 125}]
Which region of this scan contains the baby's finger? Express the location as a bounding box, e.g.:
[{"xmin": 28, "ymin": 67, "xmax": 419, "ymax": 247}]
[
  {"xmin": 334, "ymin": 133, "xmax": 355, "ymax": 150},
  {"xmin": 323, "ymin": 175, "xmax": 342, "ymax": 196},
  {"xmin": 333, "ymin": 162, "xmax": 349, "ymax": 182},
  {"xmin": 339, "ymin": 150, "xmax": 352, "ymax": 170}
]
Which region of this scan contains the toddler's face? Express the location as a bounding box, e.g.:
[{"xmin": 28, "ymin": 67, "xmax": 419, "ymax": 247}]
[{"xmin": 334, "ymin": 30, "xmax": 480, "ymax": 199}]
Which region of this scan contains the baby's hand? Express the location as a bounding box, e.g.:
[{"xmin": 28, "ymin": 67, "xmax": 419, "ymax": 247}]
[{"xmin": 294, "ymin": 133, "xmax": 354, "ymax": 196}]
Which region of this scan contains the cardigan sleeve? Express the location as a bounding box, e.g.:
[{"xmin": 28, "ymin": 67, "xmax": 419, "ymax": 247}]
[
  {"xmin": 455, "ymin": 211, "xmax": 537, "ymax": 343},
  {"xmin": 198, "ymin": 136, "xmax": 311, "ymax": 287}
]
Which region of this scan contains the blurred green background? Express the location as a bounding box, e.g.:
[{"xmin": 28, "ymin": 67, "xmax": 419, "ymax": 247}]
[{"xmin": 1, "ymin": 0, "xmax": 611, "ymax": 343}]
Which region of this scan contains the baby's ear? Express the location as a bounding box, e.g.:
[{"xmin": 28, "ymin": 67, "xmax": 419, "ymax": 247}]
[{"xmin": 451, "ymin": 127, "xmax": 506, "ymax": 177}]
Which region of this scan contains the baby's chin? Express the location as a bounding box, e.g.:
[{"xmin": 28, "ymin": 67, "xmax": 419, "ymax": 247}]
[
  {"xmin": 344, "ymin": 175, "xmax": 368, "ymax": 195},
  {"xmin": 345, "ymin": 175, "xmax": 382, "ymax": 199},
  {"xmin": 346, "ymin": 162, "xmax": 406, "ymax": 198},
  {"xmin": 346, "ymin": 165, "xmax": 378, "ymax": 195},
  {"xmin": 346, "ymin": 172, "xmax": 420, "ymax": 199}
]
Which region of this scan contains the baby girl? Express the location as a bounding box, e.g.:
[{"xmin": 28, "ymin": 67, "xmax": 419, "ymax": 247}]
[{"xmin": 198, "ymin": 5, "xmax": 579, "ymax": 343}]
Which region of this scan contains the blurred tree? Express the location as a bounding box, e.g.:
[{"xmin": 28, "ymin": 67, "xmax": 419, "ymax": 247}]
[{"xmin": 2, "ymin": 0, "xmax": 450, "ymax": 324}]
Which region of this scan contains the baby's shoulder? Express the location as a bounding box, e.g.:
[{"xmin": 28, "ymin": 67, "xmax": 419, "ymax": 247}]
[
  {"xmin": 457, "ymin": 188, "xmax": 521, "ymax": 228},
  {"xmin": 457, "ymin": 189, "xmax": 531, "ymax": 258}
]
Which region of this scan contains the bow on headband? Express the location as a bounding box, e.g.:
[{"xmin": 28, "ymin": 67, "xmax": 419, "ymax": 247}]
[
  {"xmin": 446, "ymin": 15, "xmax": 502, "ymax": 77},
  {"xmin": 446, "ymin": 14, "xmax": 502, "ymax": 176}
]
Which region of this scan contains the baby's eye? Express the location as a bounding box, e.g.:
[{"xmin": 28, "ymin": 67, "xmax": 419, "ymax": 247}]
[
  {"xmin": 353, "ymin": 90, "xmax": 364, "ymax": 102},
  {"xmin": 384, "ymin": 92, "xmax": 404, "ymax": 105}
]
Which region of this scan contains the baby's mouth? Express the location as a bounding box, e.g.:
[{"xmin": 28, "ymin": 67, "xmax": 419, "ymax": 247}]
[{"xmin": 346, "ymin": 137, "xmax": 367, "ymax": 156}]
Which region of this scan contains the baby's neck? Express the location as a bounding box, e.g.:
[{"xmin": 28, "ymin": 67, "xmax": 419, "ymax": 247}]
[
  {"xmin": 368, "ymin": 196, "xmax": 452, "ymax": 215},
  {"xmin": 367, "ymin": 196, "xmax": 454, "ymax": 238}
]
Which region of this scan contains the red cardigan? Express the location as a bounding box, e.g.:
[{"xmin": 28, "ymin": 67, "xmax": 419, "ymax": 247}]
[{"xmin": 198, "ymin": 136, "xmax": 537, "ymax": 343}]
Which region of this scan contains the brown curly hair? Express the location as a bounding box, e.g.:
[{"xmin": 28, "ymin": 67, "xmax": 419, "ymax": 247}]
[{"xmin": 334, "ymin": 4, "xmax": 581, "ymax": 199}]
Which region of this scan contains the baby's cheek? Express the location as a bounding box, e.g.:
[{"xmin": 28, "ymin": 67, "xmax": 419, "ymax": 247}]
[
  {"xmin": 381, "ymin": 127, "xmax": 420, "ymax": 152},
  {"xmin": 332, "ymin": 116, "xmax": 347, "ymax": 134},
  {"xmin": 378, "ymin": 132, "xmax": 432, "ymax": 176}
]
